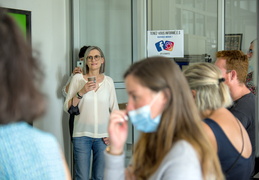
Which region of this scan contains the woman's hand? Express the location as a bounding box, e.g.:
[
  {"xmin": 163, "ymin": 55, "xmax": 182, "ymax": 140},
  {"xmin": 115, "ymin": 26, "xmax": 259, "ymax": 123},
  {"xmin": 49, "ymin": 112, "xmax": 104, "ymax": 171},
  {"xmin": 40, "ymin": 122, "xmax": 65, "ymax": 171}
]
[
  {"xmin": 80, "ymin": 81, "xmax": 96, "ymax": 94},
  {"xmin": 108, "ymin": 110, "xmax": 128, "ymax": 155},
  {"xmin": 73, "ymin": 67, "xmax": 82, "ymax": 75},
  {"xmin": 102, "ymin": 137, "xmax": 110, "ymax": 145}
]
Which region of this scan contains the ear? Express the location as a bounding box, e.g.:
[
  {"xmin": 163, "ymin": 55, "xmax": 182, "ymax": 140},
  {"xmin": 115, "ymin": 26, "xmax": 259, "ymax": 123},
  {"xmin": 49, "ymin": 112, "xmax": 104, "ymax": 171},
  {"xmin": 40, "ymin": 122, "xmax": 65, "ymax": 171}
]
[
  {"xmin": 229, "ymin": 70, "xmax": 237, "ymax": 81},
  {"xmin": 161, "ymin": 88, "xmax": 171, "ymax": 106},
  {"xmin": 191, "ymin": 89, "xmax": 196, "ymax": 99},
  {"xmin": 101, "ymin": 57, "xmax": 105, "ymax": 64}
]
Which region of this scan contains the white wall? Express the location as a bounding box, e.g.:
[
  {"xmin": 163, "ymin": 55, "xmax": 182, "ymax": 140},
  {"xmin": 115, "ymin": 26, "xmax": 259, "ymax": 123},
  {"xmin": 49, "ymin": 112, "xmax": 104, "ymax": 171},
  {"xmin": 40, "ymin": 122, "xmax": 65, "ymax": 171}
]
[{"xmin": 0, "ymin": 0, "xmax": 72, "ymax": 169}]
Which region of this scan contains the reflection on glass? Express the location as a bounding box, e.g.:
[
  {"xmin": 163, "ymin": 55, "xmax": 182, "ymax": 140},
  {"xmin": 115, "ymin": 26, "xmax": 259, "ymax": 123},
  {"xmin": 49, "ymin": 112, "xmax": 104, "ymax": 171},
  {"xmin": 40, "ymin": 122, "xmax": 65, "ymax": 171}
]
[
  {"xmin": 79, "ymin": 0, "xmax": 132, "ymax": 82},
  {"xmin": 195, "ymin": 14, "xmax": 204, "ymax": 36},
  {"xmin": 148, "ymin": 0, "xmax": 218, "ymax": 66},
  {"xmin": 176, "ymin": 0, "xmax": 181, "ymax": 5},
  {"xmin": 195, "ymin": 0, "xmax": 205, "ymax": 10},
  {"xmin": 182, "ymin": 0, "xmax": 194, "ymax": 8},
  {"xmin": 182, "ymin": 10, "xmax": 194, "ymax": 35},
  {"xmin": 206, "ymin": 0, "xmax": 217, "ymax": 14},
  {"xmin": 225, "ymin": 0, "xmax": 257, "ymax": 51}
]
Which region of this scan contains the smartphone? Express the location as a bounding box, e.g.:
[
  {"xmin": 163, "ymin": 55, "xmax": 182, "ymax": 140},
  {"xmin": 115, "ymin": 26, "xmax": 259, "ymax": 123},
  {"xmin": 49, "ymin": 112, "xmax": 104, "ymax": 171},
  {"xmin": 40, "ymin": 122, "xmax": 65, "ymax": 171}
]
[{"xmin": 77, "ymin": 60, "xmax": 84, "ymax": 68}]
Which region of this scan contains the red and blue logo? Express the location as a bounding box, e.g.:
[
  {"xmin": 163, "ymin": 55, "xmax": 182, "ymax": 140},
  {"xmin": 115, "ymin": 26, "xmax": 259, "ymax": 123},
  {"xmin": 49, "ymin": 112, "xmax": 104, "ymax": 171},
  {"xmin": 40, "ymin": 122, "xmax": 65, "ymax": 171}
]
[{"xmin": 155, "ymin": 40, "xmax": 174, "ymax": 52}]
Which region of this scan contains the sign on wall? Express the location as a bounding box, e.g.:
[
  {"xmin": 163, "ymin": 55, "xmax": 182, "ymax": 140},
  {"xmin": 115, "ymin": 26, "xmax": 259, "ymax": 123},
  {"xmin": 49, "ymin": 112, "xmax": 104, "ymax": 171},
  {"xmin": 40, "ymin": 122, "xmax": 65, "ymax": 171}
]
[{"xmin": 147, "ymin": 30, "xmax": 184, "ymax": 58}]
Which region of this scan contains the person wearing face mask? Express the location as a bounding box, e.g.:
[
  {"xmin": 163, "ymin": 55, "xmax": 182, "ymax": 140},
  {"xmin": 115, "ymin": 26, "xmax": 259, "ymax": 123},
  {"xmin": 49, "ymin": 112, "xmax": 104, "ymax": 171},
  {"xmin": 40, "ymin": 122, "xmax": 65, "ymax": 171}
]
[{"xmin": 104, "ymin": 57, "xmax": 224, "ymax": 180}]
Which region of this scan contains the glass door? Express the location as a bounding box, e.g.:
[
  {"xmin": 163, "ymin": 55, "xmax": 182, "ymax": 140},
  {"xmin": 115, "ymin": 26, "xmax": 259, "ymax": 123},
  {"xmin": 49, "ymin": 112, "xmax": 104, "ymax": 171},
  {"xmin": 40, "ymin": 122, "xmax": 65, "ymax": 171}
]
[
  {"xmin": 72, "ymin": 0, "xmax": 222, "ymax": 168},
  {"xmin": 72, "ymin": 0, "xmax": 135, "ymax": 166},
  {"xmin": 147, "ymin": 0, "xmax": 219, "ymax": 68},
  {"xmin": 72, "ymin": 0, "xmax": 258, "ymax": 170},
  {"xmin": 224, "ymin": 0, "xmax": 258, "ymax": 176}
]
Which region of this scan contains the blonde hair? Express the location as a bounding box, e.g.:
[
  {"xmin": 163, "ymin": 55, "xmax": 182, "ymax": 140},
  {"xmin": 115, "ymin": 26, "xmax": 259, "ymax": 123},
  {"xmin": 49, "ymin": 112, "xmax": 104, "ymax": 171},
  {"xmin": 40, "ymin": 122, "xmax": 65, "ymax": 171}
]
[
  {"xmin": 183, "ymin": 62, "xmax": 232, "ymax": 116},
  {"xmin": 124, "ymin": 57, "xmax": 224, "ymax": 180}
]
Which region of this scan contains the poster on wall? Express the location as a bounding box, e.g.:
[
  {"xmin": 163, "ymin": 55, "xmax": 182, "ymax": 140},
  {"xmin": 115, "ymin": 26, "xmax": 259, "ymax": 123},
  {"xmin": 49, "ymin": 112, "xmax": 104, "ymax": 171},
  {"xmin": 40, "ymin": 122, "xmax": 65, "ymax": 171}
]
[
  {"xmin": 147, "ymin": 30, "xmax": 184, "ymax": 58},
  {"xmin": 4, "ymin": 8, "xmax": 31, "ymax": 43}
]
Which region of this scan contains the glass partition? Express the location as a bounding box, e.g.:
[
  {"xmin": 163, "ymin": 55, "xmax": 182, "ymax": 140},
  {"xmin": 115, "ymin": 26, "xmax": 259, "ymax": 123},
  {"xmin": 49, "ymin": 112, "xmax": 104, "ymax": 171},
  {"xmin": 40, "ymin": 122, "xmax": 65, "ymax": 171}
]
[
  {"xmin": 78, "ymin": 0, "xmax": 132, "ymax": 83},
  {"xmin": 225, "ymin": 0, "xmax": 258, "ymax": 176},
  {"xmin": 72, "ymin": 0, "xmax": 259, "ymax": 172},
  {"xmin": 225, "ymin": 0, "xmax": 257, "ymax": 51},
  {"xmin": 75, "ymin": 0, "xmax": 134, "ymax": 166},
  {"xmin": 225, "ymin": 0, "xmax": 257, "ymax": 92},
  {"xmin": 147, "ymin": 0, "xmax": 218, "ymax": 67}
]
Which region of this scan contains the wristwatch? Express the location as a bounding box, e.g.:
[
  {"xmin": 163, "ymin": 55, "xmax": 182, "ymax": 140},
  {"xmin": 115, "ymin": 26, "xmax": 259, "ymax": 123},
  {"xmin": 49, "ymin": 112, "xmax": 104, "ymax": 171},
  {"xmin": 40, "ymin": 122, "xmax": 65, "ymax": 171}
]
[{"xmin": 76, "ymin": 92, "xmax": 83, "ymax": 99}]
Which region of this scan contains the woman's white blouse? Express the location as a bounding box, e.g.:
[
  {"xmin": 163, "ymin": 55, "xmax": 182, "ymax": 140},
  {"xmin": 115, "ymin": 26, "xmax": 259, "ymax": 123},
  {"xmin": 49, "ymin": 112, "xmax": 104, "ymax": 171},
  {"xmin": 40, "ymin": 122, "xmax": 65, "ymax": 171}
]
[{"xmin": 64, "ymin": 73, "xmax": 119, "ymax": 138}]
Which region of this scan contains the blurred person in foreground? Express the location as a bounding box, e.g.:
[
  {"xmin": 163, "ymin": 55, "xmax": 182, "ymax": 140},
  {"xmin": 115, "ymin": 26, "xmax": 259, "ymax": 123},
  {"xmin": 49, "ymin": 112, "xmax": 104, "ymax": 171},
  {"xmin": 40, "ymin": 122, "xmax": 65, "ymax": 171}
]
[
  {"xmin": 0, "ymin": 8, "xmax": 71, "ymax": 179},
  {"xmin": 104, "ymin": 57, "xmax": 224, "ymax": 180},
  {"xmin": 184, "ymin": 62, "xmax": 252, "ymax": 180}
]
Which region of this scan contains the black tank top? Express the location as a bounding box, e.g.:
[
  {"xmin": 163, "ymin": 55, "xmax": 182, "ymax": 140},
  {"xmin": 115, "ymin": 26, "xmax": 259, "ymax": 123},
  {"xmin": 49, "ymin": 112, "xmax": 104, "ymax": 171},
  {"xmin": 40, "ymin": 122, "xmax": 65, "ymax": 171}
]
[{"xmin": 204, "ymin": 118, "xmax": 252, "ymax": 180}]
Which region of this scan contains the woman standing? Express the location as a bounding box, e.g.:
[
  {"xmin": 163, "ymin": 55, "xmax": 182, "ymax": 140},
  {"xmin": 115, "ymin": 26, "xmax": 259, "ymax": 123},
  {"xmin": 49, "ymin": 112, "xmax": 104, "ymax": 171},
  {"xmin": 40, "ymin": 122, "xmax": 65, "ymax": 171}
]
[
  {"xmin": 184, "ymin": 62, "xmax": 252, "ymax": 179},
  {"xmin": 64, "ymin": 46, "xmax": 118, "ymax": 180},
  {"xmin": 104, "ymin": 57, "xmax": 224, "ymax": 180}
]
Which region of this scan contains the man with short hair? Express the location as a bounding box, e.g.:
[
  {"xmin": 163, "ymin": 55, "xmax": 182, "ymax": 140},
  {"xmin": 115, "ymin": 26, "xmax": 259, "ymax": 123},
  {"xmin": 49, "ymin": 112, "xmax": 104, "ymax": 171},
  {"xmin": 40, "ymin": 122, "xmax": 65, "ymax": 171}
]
[{"xmin": 215, "ymin": 50, "xmax": 255, "ymax": 176}]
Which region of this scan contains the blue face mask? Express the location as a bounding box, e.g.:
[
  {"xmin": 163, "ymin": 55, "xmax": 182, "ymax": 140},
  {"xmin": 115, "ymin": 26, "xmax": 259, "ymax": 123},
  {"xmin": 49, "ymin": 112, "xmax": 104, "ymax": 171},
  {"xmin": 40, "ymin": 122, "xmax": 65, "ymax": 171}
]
[{"xmin": 128, "ymin": 93, "xmax": 162, "ymax": 133}]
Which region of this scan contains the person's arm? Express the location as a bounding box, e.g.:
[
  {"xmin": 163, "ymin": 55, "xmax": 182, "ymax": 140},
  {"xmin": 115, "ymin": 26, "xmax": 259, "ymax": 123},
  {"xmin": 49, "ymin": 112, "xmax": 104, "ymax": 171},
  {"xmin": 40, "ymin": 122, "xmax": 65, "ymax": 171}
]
[
  {"xmin": 65, "ymin": 83, "xmax": 70, "ymax": 95},
  {"xmin": 103, "ymin": 77, "xmax": 119, "ymax": 145},
  {"xmin": 158, "ymin": 141, "xmax": 203, "ymax": 180},
  {"xmin": 64, "ymin": 75, "xmax": 81, "ymax": 112},
  {"xmin": 62, "ymin": 74, "xmax": 73, "ymax": 97},
  {"xmin": 104, "ymin": 151, "xmax": 126, "ymax": 180},
  {"xmin": 70, "ymin": 79, "xmax": 97, "ymax": 107},
  {"xmin": 104, "ymin": 155, "xmax": 135, "ymax": 180},
  {"xmin": 104, "ymin": 110, "xmax": 129, "ymax": 179},
  {"xmin": 64, "ymin": 74, "xmax": 97, "ymax": 112},
  {"xmin": 108, "ymin": 77, "xmax": 119, "ymax": 111},
  {"xmin": 62, "ymin": 67, "xmax": 83, "ymax": 97}
]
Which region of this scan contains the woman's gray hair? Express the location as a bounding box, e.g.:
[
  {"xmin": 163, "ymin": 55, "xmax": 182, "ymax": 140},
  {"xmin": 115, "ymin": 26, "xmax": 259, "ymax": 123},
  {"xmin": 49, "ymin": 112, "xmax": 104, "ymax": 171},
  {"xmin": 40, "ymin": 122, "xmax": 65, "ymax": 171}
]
[
  {"xmin": 183, "ymin": 62, "xmax": 232, "ymax": 112},
  {"xmin": 83, "ymin": 46, "xmax": 105, "ymax": 74}
]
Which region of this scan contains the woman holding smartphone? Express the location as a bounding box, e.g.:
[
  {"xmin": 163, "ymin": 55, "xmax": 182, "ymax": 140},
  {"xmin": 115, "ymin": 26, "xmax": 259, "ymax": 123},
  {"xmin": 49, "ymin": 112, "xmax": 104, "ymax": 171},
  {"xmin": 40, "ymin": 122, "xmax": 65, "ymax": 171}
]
[{"xmin": 64, "ymin": 46, "xmax": 119, "ymax": 180}]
